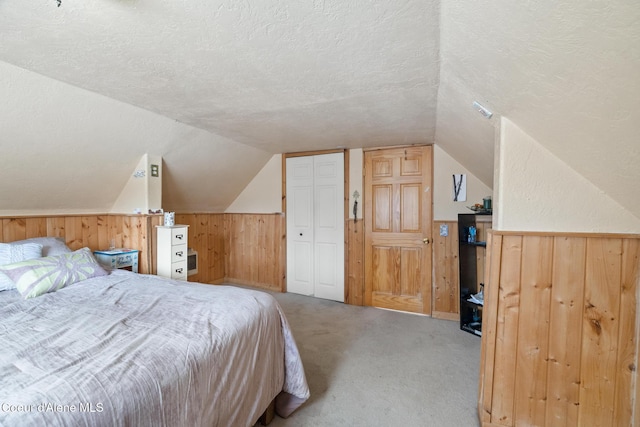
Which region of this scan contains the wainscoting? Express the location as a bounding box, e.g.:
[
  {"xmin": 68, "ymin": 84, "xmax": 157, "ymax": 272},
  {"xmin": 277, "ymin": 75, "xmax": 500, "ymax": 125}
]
[
  {"xmin": 432, "ymin": 220, "xmax": 459, "ymax": 320},
  {"xmin": 346, "ymin": 218, "xmax": 365, "ymax": 306},
  {"xmin": 0, "ymin": 215, "xmax": 162, "ymax": 273},
  {"xmin": 0, "ymin": 213, "xmax": 465, "ymax": 317},
  {"xmin": 175, "ymin": 213, "xmax": 285, "ymax": 291},
  {"xmin": 479, "ymin": 231, "xmax": 640, "ymax": 427},
  {"xmin": 224, "ymin": 213, "xmax": 285, "ymax": 292},
  {"xmin": 174, "ymin": 213, "xmax": 226, "ymax": 285}
]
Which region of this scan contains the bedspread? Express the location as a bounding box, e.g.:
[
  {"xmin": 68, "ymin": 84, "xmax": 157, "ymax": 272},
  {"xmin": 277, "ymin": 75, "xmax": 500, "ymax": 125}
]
[{"xmin": 0, "ymin": 271, "xmax": 309, "ymax": 427}]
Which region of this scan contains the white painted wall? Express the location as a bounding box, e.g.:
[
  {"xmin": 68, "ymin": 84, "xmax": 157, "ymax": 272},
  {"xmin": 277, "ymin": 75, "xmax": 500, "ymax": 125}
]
[
  {"xmin": 433, "ymin": 145, "xmax": 492, "ymax": 221},
  {"xmin": 226, "ymin": 154, "xmax": 283, "ymax": 213},
  {"xmin": 111, "ymin": 154, "xmax": 163, "ymax": 214},
  {"xmin": 495, "ymin": 118, "xmax": 640, "ymax": 233},
  {"xmin": 111, "ymin": 155, "xmax": 149, "ymax": 214},
  {"xmin": 227, "ymin": 149, "xmax": 366, "ymax": 217},
  {"xmin": 148, "ymin": 155, "xmax": 162, "ymax": 212},
  {"xmin": 0, "ymin": 61, "xmax": 271, "ymax": 215},
  {"xmin": 228, "ymin": 147, "xmax": 485, "ymax": 222},
  {"xmin": 348, "ymin": 149, "xmax": 363, "ymax": 220}
]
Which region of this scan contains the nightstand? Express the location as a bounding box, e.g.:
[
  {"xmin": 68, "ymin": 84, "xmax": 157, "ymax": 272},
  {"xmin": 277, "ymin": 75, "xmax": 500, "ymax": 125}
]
[{"xmin": 93, "ymin": 248, "xmax": 140, "ymax": 273}]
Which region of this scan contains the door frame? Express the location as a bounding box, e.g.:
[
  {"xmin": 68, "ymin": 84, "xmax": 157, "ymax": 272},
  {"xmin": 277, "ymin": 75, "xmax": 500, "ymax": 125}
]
[
  {"xmin": 362, "ymin": 144, "xmax": 434, "ymax": 314},
  {"xmin": 282, "ymin": 149, "xmax": 349, "ymax": 300}
]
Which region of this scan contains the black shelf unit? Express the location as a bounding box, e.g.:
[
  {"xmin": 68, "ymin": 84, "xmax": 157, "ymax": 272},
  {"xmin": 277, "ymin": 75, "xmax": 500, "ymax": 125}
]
[{"xmin": 458, "ymin": 213, "xmax": 491, "ymax": 337}]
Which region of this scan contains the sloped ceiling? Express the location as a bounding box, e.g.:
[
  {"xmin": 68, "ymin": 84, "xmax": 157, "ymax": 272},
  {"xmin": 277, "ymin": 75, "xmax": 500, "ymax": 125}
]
[
  {"xmin": 437, "ymin": 0, "xmax": 640, "ymax": 218},
  {"xmin": 0, "ymin": 0, "xmax": 638, "ymax": 218},
  {"xmin": 0, "ymin": 0, "xmax": 438, "ymax": 152}
]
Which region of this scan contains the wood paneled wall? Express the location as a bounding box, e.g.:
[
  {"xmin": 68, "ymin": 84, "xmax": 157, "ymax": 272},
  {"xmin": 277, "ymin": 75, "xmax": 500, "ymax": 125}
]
[
  {"xmin": 346, "ymin": 218, "xmax": 364, "ymax": 305},
  {"xmin": 224, "ymin": 213, "xmax": 285, "ymax": 291},
  {"xmin": 432, "ymin": 220, "xmax": 459, "ymax": 320},
  {"xmin": 479, "ymin": 231, "xmax": 640, "ymax": 427},
  {"xmin": 175, "ymin": 214, "xmax": 225, "ymax": 285},
  {"xmin": 1, "ymin": 214, "xmax": 466, "ymax": 313},
  {"xmin": 176, "ymin": 213, "xmax": 285, "ymax": 291},
  {"xmin": 0, "ymin": 215, "xmax": 162, "ymax": 274}
]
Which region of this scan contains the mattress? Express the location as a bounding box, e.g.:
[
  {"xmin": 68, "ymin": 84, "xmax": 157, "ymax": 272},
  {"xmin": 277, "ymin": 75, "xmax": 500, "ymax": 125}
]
[{"xmin": 0, "ymin": 270, "xmax": 309, "ymax": 427}]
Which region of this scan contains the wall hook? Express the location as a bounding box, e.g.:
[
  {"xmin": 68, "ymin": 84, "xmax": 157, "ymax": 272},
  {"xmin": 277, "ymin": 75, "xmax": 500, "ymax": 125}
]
[{"xmin": 352, "ymin": 190, "xmax": 360, "ymax": 224}]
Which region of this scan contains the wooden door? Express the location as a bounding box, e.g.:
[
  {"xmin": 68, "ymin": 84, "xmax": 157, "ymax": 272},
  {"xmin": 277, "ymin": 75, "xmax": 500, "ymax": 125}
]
[{"xmin": 364, "ymin": 146, "xmax": 433, "ymax": 314}]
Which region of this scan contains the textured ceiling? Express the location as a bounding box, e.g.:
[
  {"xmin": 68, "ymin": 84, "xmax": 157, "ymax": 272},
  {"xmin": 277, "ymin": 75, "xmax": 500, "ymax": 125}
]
[
  {"xmin": 0, "ymin": 0, "xmax": 638, "ymax": 218},
  {"xmin": 0, "ymin": 0, "xmax": 439, "ymax": 153},
  {"xmin": 437, "ymin": 0, "xmax": 640, "ymax": 217}
]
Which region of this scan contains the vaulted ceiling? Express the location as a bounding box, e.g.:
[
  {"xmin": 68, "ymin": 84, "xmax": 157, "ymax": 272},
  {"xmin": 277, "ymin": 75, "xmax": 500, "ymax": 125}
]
[{"xmin": 0, "ymin": 0, "xmax": 638, "ymax": 218}]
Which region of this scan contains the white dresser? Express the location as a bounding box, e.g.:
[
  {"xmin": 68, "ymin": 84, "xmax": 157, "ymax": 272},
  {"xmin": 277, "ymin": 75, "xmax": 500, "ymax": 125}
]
[{"xmin": 156, "ymin": 225, "xmax": 189, "ymax": 280}]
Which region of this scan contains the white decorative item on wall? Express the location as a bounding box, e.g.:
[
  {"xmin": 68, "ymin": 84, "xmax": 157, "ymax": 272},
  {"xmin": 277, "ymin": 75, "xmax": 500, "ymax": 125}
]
[
  {"xmin": 133, "ymin": 170, "xmax": 146, "ymax": 178},
  {"xmin": 453, "ymin": 174, "xmax": 466, "ymax": 202}
]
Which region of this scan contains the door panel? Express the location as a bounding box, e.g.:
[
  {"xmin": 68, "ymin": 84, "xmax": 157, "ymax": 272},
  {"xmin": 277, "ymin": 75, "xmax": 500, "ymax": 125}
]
[
  {"xmin": 373, "ymin": 185, "xmax": 392, "ymax": 231},
  {"xmin": 292, "ymin": 188, "xmax": 312, "ymax": 228},
  {"xmin": 315, "ymin": 186, "xmax": 337, "ymax": 229},
  {"xmin": 373, "ymin": 158, "xmax": 393, "ymax": 177},
  {"xmin": 364, "ymin": 146, "xmax": 433, "ymax": 315},
  {"xmin": 401, "ymin": 184, "xmax": 421, "ymax": 232},
  {"xmin": 400, "ymin": 248, "xmax": 420, "ymax": 296},
  {"xmin": 372, "ymin": 246, "xmax": 394, "ymax": 294},
  {"xmin": 293, "ymin": 242, "xmax": 312, "ymax": 285},
  {"xmin": 316, "ymin": 242, "xmax": 337, "ymax": 288}
]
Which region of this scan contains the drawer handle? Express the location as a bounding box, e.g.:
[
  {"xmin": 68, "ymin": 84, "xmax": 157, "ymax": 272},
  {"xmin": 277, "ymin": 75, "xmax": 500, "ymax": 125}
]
[
  {"xmin": 175, "ymin": 251, "xmax": 184, "ymax": 257},
  {"xmin": 175, "ymin": 268, "xmax": 184, "ymax": 274},
  {"xmin": 175, "ymin": 234, "xmax": 184, "ymax": 240}
]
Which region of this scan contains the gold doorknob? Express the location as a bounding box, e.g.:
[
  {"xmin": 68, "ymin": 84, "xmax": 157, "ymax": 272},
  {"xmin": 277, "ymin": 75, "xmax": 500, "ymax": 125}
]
[{"xmin": 423, "ymin": 238, "xmax": 430, "ymax": 244}]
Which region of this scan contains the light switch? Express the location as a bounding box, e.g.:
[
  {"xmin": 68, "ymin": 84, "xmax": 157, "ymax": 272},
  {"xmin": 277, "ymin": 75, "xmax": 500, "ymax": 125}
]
[{"xmin": 439, "ymin": 224, "xmax": 449, "ymax": 237}]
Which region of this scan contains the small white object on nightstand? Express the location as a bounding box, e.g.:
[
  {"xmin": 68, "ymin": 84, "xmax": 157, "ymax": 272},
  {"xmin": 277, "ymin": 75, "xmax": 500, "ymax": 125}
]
[{"xmin": 93, "ymin": 248, "xmax": 139, "ymax": 273}]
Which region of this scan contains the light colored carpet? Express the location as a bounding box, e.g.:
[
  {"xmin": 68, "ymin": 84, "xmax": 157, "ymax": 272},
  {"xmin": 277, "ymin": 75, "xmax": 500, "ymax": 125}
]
[{"xmin": 263, "ymin": 291, "xmax": 482, "ymax": 427}]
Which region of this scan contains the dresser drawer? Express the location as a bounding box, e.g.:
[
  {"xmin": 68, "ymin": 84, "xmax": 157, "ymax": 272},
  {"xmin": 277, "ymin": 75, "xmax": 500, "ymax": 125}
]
[
  {"xmin": 171, "ymin": 244, "xmax": 188, "ymax": 263},
  {"xmin": 171, "ymin": 228, "xmax": 187, "ymax": 245},
  {"xmin": 170, "ymin": 261, "xmax": 188, "ymax": 280}
]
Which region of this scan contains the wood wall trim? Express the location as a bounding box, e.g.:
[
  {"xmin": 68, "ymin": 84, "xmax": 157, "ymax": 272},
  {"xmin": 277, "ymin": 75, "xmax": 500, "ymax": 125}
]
[
  {"xmin": 491, "ymin": 230, "xmax": 640, "ymax": 239},
  {"xmin": 0, "ymin": 213, "xmax": 163, "ymax": 219},
  {"xmin": 283, "ymin": 148, "xmax": 346, "ymax": 158},
  {"xmin": 362, "ymin": 143, "xmax": 433, "ymax": 152}
]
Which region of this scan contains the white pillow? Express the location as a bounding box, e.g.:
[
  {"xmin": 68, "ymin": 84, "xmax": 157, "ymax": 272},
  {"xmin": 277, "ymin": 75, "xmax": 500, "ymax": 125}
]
[
  {"xmin": 21, "ymin": 237, "xmax": 72, "ymax": 257},
  {"xmin": 0, "ymin": 242, "xmax": 43, "ymax": 291}
]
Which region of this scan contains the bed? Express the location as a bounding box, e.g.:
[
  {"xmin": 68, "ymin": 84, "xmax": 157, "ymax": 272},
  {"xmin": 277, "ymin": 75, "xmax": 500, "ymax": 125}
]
[{"xmin": 0, "ymin": 240, "xmax": 310, "ymax": 427}]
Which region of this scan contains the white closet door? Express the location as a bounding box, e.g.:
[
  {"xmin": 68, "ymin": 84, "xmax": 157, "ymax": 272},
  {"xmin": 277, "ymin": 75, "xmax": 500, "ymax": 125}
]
[
  {"xmin": 286, "ymin": 153, "xmax": 344, "ymax": 302},
  {"xmin": 313, "ymin": 153, "xmax": 344, "ymax": 302},
  {"xmin": 286, "ymin": 156, "xmax": 314, "ymax": 296}
]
